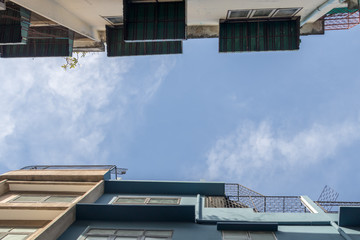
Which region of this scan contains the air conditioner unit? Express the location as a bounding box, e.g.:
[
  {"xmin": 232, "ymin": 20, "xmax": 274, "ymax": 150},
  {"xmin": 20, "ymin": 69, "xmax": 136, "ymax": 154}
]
[{"xmin": 0, "ymin": 0, "xmax": 5, "ymax": 11}]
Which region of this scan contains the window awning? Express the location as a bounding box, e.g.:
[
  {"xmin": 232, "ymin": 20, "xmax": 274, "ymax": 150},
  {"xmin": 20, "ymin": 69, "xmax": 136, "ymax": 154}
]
[
  {"xmin": 219, "ymin": 18, "xmax": 300, "ymax": 52},
  {"xmin": 106, "ymin": 25, "xmax": 182, "ymax": 57}
]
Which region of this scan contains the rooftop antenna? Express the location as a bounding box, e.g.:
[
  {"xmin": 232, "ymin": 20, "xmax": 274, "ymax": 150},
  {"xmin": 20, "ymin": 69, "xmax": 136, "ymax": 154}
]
[{"xmin": 317, "ymin": 185, "xmax": 339, "ymax": 212}]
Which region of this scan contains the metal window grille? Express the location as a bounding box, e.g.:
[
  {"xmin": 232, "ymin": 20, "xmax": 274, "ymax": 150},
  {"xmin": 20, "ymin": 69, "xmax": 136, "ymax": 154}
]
[{"xmin": 324, "ymin": 8, "xmax": 360, "ymax": 30}]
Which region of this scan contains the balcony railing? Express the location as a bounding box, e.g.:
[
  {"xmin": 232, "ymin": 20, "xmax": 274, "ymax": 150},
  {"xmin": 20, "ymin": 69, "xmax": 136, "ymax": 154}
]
[
  {"xmin": 20, "ymin": 165, "xmax": 127, "ymax": 179},
  {"xmin": 205, "ymin": 183, "xmax": 360, "ymax": 213},
  {"xmin": 315, "ymin": 201, "xmax": 360, "ymax": 213},
  {"xmin": 205, "ymin": 195, "xmax": 310, "ymax": 213}
]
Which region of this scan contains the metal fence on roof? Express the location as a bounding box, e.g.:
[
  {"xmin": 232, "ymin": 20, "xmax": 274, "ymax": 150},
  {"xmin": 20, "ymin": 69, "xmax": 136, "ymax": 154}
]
[{"xmin": 20, "ymin": 165, "xmax": 128, "ymax": 179}]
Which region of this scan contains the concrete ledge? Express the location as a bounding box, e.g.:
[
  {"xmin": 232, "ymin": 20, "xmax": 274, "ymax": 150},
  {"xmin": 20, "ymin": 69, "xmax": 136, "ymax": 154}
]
[{"xmin": 77, "ymin": 204, "xmax": 195, "ymax": 222}]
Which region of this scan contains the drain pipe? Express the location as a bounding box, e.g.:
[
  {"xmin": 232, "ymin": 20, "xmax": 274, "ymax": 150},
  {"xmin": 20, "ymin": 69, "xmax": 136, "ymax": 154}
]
[
  {"xmin": 300, "ymin": 0, "xmax": 346, "ymax": 26},
  {"xmin": 330, "ymin": 221, "xmax": 353, "ymax": 240}
]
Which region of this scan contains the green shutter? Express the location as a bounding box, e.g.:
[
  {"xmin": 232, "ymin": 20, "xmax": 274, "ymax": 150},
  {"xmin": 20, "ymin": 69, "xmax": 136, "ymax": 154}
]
[
  {"xmin": 0, "ymin": 4, "xmax": 30, "ymax": 44},
  {"xmin": 219, "ymin": 18, "xmax": 300, "ymax": 53},
  {"xmin": 1, "ymin": 27, "xmax": 74, "ymax": 58},
  {"xmin": 106, "ymin": 25, "xmax": 182, "ymax": 57},
  {"xmin": 124, "ymin": 1, "xmax": 185, "ymax": 41}
]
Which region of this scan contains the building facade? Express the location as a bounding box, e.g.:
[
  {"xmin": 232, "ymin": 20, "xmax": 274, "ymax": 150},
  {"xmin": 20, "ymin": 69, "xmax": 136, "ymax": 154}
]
[
  {"xmin": 0, "ymin": 165, "xmax": 360, "ymax": 240},
  {"xmin": 0, "ymin": 0, "xmax": 359, "ymax": 57}
]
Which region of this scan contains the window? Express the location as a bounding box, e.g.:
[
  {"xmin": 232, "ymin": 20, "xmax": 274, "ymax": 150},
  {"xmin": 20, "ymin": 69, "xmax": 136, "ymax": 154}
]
[
  {"xmin": 251, "ymin": 9, "xmax": 275, "ymax": 18},
  {"xmin": 112, "ymin": 197, "xmax": 180, "ymax": 205},
  {"xmin": 82, "ymin": 229, "xmax": 173, "ymax": 240},
  {"xmin": 0, "ymin": 227, "xmax": 37, "ymax": 240},
  {"xmin": 273, "ymin": 8, "xmax": 301, "ymax": 18},
  {"xmin": 227, "ymin": 8, "xmax": 301, "ymax": 19},
  {"xmin": 10, "ymin": 195, "xmax": 77, "ymax": 203},
  {"xmin": 102, "ymin": 16, "xmax": 123, "ymax": 25},
  {"xmin": 227, "ymin": 10, "xmax": 251, "ymax": 19},
  {"xmin": 222, "ymin": 231, "xmax": 277, "ymax": 240}
]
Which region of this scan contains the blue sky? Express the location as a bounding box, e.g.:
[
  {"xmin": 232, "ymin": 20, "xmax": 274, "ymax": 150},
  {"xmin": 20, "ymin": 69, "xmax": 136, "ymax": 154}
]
[{"xmin": 1, "ymin": 27, "xmax": 360, "ymax": 201}]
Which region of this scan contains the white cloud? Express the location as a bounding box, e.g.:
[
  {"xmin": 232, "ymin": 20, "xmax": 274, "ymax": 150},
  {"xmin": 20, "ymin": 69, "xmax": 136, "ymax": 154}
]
[
  {"xmin": 0, "ymin": 54, "xmax": 175, "ymax": 170},
  {"xmin": 205, "ymin": 119, "xmax": 360, "ymax": 186}
]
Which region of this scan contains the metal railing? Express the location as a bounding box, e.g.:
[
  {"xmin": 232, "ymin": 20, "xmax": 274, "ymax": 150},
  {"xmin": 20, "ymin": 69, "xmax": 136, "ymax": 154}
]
[
  {"xmin": 206, "ymin": 195, "xmax": 310, "ymax": 213},
  {"xmin": 315, "ymin": 201, "xmax": 360, "ymax": 213},
  {"xmin": 20, "ymin": 165, "xmax": 127, "ymax": 179}
]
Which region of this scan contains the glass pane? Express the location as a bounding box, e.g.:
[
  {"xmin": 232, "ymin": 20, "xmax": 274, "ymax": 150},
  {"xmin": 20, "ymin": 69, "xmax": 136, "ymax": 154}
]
[
  {"xmin": 116, "ymin": 230, "xmax": 143, "ymax": 236},
  {"xmin": 274, "ymin": 8, "xmax": 298, "ymax": 17},
  {"xmin": 85, "ymin": 237, "xmax": 109, "ymax": 240},
  {"xmin": 250, "ymin": 232, "xmax": 276, "ymax": 240},
  {"xmin": 10, "ymin": 228, "xmax": 37, "ymax": 233},
  {"xmin": 229, "ymin": 10, "xmax": 249, "ymax": 18},
  {"xmin": 148, "ymin": 198, "xmax": 179, "ymax": 204},
  {"xmin": 252, "ymin": 9, "xmax": 273, "ymax": 17},
  {"xmin": 0, "ymin": 228, "xmax": 11, "ymax": 232},
  {"xmin": 87, "ymin": 229, "xmax": 116, "ymax": 235},
  {"xmin": 145, "ymin": 231, "xmax": 172, "ymax": 237},
  {"xmin": 12, "ymin": 196, "xmax": 45, "ymax": 202},
  {"xmin": 223, "ymin": 231, "xmax": 249, "ymax": 240},
  {"xmin": 2, "ymin": 234, "xmax": 29, "ymax": 240},
  {"xmin": 114, "ymin": 198, "xmax": 147, "ymax": 204},
  {"xmin": 44, "ymin": 196, "xmax": 76, "ymax": 203}
]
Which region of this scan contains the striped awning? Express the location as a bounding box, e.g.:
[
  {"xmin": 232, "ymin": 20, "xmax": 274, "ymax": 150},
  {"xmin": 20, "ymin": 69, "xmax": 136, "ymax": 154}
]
[
  {"xmin": 219, "ymin": 18, "xmax": 300, "ymax": 52},
  {"xmin": 106, "ymin": 25, "xmax": 182, "ymax": 57}
]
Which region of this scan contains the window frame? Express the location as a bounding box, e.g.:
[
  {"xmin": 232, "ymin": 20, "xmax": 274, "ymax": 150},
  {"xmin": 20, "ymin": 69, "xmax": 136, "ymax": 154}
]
[
  {"xmin": 79, "ymin": 228, "xmax": 173, "ymax": 240},
  {"xmin": 227, "ymin": 8, "xmax": 302, "ymax": 20},
  {"xmin": 0, "ymin": 227, "xmax": 38, "ymax": 240},
  {"xmin": 111, "ymin": 196, "xmax": 181, "ymax": 205},
  {"xmin": 9, "ymin": 195, "xmax": 78, "ymax": 203},
  {"xmin": 222, "ymin": 231, "xmax": 278, "ymax": 240},
  {"xmin": 227, "ymin": 9, "xmax": 252, "ymax": 19},
  {"xmin": 272, "ymin": 8, "xmax": 302, "ymax": 18},
  {"xmin": 249, "ymin": 9, "xmax": 277, "ymax": 18}
]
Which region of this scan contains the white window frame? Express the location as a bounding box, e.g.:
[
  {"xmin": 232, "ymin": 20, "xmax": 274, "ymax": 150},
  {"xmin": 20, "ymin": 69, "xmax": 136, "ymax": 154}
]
[
  {"xmin": 111, "ymin": 196, "xmax": 181, "ymax": 205},
  {"xmin": 227, "ymin": 8, "xmax": 302, "ymax": 20},
  {"xmin": 222, "ymin": 231, "xmax": 278, "ymax": 240},
  {"xmin": 227, "ymin": 9, "xmax": 252, "ymax": 19},
  {"xmin": 78, "ymin": 228, "xmax": 173, "ymax": 240},
  {"xmin": 0, "ymin": 227, "xmax": 38, "ymax": 240},
  {"xmin": 9, "ymin": 195, "xmax": 78, "ymax": 203},
  {"xmin": 272, "ymin": 8, "xmax": 302, "ymax": 18},
  {"xmin": 102, "ymin": 16, "xmax": 123, "ymax": 25},
  {"xmin": 250, "ymin": 9, "xmax": 277, "ymax": 18}
]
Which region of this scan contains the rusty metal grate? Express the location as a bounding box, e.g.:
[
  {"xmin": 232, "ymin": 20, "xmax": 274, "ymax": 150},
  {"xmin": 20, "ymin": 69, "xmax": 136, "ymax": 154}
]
[{"xmin": 324, "ymin": 8, "xmax": 360, "ymax": 30}]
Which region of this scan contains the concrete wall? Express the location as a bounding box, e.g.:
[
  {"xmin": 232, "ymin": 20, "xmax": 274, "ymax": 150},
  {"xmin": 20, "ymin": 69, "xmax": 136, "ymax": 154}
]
[{"xmin": 58, "ymin": 220, "xmax": 355, "ymax": 240}]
